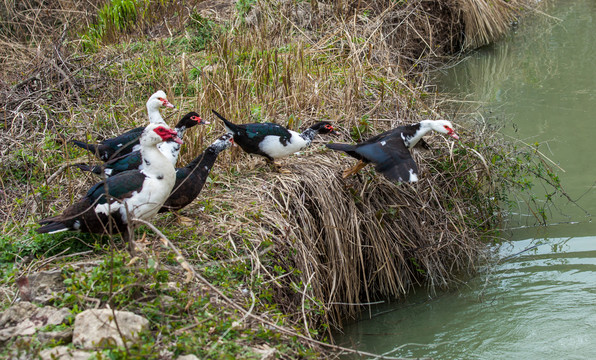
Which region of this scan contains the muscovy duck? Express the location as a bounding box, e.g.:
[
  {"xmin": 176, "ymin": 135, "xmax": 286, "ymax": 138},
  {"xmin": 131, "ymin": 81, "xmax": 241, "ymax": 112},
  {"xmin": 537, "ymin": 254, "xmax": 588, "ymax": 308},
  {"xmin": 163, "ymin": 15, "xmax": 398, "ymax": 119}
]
[
  {"xmin": 37, "ymin": 123, "xmax": 181, "ymax": 251},
  {"xmin": 212, "ymin": 110, "xmax": 337, "ymax": 170},
  {"xmin": 73, "ymin": 112, "xmax": 207, "ymax": 177},
  {"xmin": 159, "ymin": 133, "xmax": 234, "ymax": 213},
  {"xmin": 326, "ymin": 120, "xmax": 459, "ymax": 182},
  {"xmin": 70, "ymin": 90, "xmax": 175, "ymax": 161}
]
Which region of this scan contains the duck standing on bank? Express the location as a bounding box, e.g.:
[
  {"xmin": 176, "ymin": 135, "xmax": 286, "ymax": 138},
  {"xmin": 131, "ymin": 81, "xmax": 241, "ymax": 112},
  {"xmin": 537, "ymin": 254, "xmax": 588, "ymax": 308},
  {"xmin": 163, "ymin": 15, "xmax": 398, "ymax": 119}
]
[
  {"xmin": 212, "ymin": 110, "xmax": 338, "ymax": 171},
  {"xmin": 326, "ymin": 120, "xmax": 459, "ymax": 182},
  {"xmin": 159, "ymin": 133, "xmax": 234, "ymax": 213},
  {"xmin": 37, "ymin": 123, "xmax": 182, "ymax": 252},
  {"xmin": 73, "ymin": 112, "xmax": 208, "ymax": 177},
  {"xmin": 70, "ymin": 90, "xmax": 175, "ymax": 161}
]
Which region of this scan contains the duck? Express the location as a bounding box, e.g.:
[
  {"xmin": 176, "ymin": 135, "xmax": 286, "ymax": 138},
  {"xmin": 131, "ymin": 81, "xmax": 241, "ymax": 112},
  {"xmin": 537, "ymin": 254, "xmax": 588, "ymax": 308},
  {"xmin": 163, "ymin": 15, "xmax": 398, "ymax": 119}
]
[
  {"xmin": 36, "ymin": 123, "xmax": 181, "ymax": 252},
  {"xmin": 69, "ymin": 90, "xmax": 175, "ymax": 161},
  {"xmin": 73, "ymin": 112, "xmax": 207, "ymax": 177},
  {"xmin": 212, "ymin": 110, "xmax": 338, "ymax": 170},
  {"xmin": 159, "ymin": 133, "xmax": 234, "ymax": 213},
  {"xmin": 325, "ymin": 120, "xmax": 459, "ymax": 182}
]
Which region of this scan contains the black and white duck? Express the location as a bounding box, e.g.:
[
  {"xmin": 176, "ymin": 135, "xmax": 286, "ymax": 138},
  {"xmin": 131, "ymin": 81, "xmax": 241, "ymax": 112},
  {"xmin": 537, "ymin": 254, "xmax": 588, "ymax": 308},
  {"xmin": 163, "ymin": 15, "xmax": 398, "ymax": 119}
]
[
  {"xmin": 69, "ymin": 90, "xmax": 176, "ymax": 161},
  {"xmin": 212, "ymin": 110, "xmax": 337, "ymax": 171},
  {"xmin": 159, "ymin": 133, "xmax": 234, "ymax": 213},
  {"xmin": 37, "ymin": 123, "xmax": 181, "ymax": 251},
  {"xmin": 74, "ymin": 112, "xmax": 207, "ymax": 177},
  {"xmin": 326, "ymin": 120, "xmax": 459, "ymax": 182}
]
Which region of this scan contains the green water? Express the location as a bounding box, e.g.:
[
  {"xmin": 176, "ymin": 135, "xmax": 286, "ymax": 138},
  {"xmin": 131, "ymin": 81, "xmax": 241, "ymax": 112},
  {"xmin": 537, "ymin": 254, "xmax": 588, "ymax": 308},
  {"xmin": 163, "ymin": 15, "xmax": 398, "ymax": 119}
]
[{"xmin": 337, "ymin": 1, "xmax": 596, "ymax": 358}]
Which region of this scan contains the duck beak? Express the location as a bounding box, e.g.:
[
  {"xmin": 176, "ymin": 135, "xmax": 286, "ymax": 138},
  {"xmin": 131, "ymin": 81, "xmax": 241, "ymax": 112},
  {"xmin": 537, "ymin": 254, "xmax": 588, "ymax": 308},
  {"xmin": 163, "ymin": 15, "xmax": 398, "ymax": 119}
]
[
  {"xmin": 449, "ymin": 131, "xmax": 460, "ymax": 140},
  {"xmin": 167, "ymin": 128, "xmax": 183, "ymax": 144},
  {"xmin": 199, "ymin": 117, "xmax": 210, "ymax": 125},
  {"xmin": 173, "ymin": 136, "xmax": 183, "ymax": 144},
  {"xmin": 163, "ymin": 100, "xmax": 175, "ymax": 109}
]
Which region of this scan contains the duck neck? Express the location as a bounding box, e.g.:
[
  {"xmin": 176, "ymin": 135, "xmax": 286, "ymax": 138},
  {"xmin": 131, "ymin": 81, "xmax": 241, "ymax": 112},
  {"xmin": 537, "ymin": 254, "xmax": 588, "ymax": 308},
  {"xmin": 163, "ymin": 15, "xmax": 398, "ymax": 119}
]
[
  {"xmin": 185, "ymin": 145, "xmax": 220, "ymax": 172},
  {"xmin": 299, "ymin": 127, "xmax": 317, "ymax": 144},
  {"xmin": 174, "ymin": 126, "xmax": 187, "ymax": 139},
  {"xmin": 147, "ymin": 106, "xmax": 166, "ymax": 125},
  {"xmin": 157, "ymin": 127, "xmax": 186, "ymax": 166},
  {"xmin": 402, "ymin": 122, "xmax": 432, "ymax": 149},
  {"xmin": 141, "ymin": 142, "xmax": 174, "ymax": 176}
]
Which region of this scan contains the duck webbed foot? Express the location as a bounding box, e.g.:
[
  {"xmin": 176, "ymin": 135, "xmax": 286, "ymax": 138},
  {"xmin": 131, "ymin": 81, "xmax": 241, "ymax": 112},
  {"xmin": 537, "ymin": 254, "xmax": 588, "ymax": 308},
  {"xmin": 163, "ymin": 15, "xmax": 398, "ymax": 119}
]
[
  {"xmin": 342, "ymin": 160, "xmax": 367, "ymax": 178},
  {"xmin": 265, "ymin": 159, "xmax": 291, "ymax": 173}
]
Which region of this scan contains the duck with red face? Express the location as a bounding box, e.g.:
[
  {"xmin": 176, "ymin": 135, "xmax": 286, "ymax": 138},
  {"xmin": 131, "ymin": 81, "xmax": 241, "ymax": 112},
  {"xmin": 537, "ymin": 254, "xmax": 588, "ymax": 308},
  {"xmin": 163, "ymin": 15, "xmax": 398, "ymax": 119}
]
[
  {"xmin": 326, "ymin": 119, "xmax": 460, "ymax": 183},
  {"xmin": 37, "ymin": 123, "xmax": 182, "ymax": 251}
]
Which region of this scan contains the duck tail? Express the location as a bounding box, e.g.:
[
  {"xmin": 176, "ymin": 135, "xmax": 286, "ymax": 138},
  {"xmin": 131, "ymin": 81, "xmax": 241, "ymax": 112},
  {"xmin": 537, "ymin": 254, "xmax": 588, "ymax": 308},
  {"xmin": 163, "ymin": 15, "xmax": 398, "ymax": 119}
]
[
  {"xmin": 71, "ymin": 163, "xmax": 102, "ymax": 175},
  {"xmin": 325, "ymin": 143, "xmax": 355, "ymax": 152},
  {"xmin": 36, "ymin": 220, "xmax": 69, "ymax": 234},
  {"xmin": 211, "ymin": 110, "xmax": 237, "ymax": 133},
  {"xmin": 70, "ymin": 140, "xmax": 97, "ymax": 153}
]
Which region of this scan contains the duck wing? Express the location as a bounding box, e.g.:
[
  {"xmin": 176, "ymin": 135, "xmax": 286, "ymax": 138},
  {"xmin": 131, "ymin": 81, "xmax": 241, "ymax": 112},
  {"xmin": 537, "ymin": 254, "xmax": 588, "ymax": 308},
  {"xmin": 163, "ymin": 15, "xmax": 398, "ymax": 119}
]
[
  {"xmin": 325, "ymin": 143, "xmax": 364, "ymax": 161},
  {"xmin": 242, "ymin": 123, "xmax": 292, "ymax": 142},
  {"xmin": 352, "ymin": 136, "xmax": 418, "ymax": 182},
  {"xmin": 36, "ymin": 170, "xmax": 147, "ymax": 234},
  {"xmin": 86, "ymin": 170, "xmax": 147, "ymax": 205},
  {"xmin": 98, "ymin": 126, "xmax": 145, "ymax": 159}
]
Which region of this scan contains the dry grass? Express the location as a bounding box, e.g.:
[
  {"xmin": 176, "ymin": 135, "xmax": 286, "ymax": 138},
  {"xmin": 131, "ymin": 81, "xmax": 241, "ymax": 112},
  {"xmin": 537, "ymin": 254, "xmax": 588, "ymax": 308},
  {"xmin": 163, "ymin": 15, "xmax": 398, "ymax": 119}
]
[{"xmin": 459, "ymin": 0, "xmax": 515, "ymax": 49}]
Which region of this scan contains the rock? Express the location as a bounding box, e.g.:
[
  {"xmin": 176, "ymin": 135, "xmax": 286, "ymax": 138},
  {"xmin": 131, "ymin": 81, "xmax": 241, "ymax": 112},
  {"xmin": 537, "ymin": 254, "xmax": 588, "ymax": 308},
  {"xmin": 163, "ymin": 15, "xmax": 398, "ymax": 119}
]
[
  {"xmin": 39, "ymin": 346, "xmax": 95, "ymax": 360},
  {"xmin": 37, "ymin": 328, "xmax": 73, "ymax": 344},
  {"xmin": 252, "ymin": 344, "xmax": 276, "ymax": 360},
  {"xmin": 177, "ymin": 355, "xmax": 200, "ymax": 360},
  {"xmin": 72, "ymin": 309, "xmax": 149, "ymax": 349},
  {"xmin": 16, "ymin": 269, "xmax": 64, "ymax": 304},
  {"xmin": 0, "ymin": 302, "xmax": 71, "ymax": 343}
]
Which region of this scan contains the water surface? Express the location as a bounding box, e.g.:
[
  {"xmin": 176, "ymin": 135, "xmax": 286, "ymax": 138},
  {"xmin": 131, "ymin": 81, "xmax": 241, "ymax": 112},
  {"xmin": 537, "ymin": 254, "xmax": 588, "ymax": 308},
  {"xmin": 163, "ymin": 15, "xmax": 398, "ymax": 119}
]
[{"xmin": 338, "ymin": 1, "xmax": 596, "ymax": 358}]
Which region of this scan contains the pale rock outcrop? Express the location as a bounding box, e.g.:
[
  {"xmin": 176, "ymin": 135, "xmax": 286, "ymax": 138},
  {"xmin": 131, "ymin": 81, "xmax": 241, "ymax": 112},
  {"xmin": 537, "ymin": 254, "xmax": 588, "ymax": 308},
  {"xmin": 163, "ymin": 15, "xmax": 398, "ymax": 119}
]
[{"xmin": 72, "ymin": 309, "xmax": 149, "ymax": 349}]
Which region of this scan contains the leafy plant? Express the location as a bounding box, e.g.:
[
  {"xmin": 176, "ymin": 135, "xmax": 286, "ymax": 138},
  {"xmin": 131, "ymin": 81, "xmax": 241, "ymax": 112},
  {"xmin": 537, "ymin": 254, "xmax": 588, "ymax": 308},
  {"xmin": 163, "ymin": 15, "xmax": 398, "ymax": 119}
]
[{"xmin": 350, "ymin": 115, "xmax": 371, "ymax": 141}]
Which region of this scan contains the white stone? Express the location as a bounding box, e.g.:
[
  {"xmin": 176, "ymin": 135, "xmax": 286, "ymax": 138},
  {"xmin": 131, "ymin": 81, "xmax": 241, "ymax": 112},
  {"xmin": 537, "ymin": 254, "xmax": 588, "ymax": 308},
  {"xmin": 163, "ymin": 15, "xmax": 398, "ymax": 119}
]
[
  {"xmin": 39, "ymin": 346, "xmax": 94, "ymax": 360},
  {"xmin": 72, "ymin": 309, "xmax": 149, "ymax": 349},
  {"xmin": 0, "ymin": 302, "xmax": 70, "ymax": 342},
  {"xmin": 177, "ymin": 355, "xmax": 200, "ymax": 360}
]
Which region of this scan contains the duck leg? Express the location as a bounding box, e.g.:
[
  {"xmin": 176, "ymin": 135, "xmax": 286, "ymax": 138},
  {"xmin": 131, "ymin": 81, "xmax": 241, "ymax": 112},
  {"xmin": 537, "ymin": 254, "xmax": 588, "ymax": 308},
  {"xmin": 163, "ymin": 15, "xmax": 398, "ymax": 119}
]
[
  {"xmin": 266, "ymin": 159, "xmax": 291, "ymax": 174},
  {"xmin": 124, "ymin": 226, "xmax": 136, "ymax": 255},
  {"xmin": 173, "ymin": 212, "xmax": 195, "ymax": 226},
  {"xmin": 342, "ymin": 160, "xmax": 367, "ymax": 178}
]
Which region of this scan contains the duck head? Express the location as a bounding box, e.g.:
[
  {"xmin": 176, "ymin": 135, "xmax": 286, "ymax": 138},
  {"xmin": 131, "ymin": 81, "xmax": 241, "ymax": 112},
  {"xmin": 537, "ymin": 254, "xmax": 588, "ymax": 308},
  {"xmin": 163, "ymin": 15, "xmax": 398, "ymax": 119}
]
[
  {"xmin": 422, "ymin": 120, "xmax": 459, "ymax": 140},
  {"xmin": 310, "ymin": 121, "xmax": 339, "ymax": 135},
  {"xmin": 212, "ymin": 133, "xmax": 235, "ymax": 152},
  {"xmin": 142, "ymin": 123, "xmax": 183, "ymax": 146},
  {"xmin": 146, "ymin": 90, "xmax": 175, "ymax": 112},
  {"xmin": 176, "ymin": 112, "xmax": 210, "ymax": 129}
]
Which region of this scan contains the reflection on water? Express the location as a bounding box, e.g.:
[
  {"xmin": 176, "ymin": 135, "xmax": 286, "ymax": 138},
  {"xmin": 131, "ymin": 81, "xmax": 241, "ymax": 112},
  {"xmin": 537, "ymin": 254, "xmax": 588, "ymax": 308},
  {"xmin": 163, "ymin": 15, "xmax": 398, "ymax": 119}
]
[
  {"xmin": 438, "ymin": 0, "xmax": 596, "ymax": 238},
  {"xmin": 339, "ymin": 237, "xmax": 596, "ymax": 359},
  {"xmin": 337, "ymin": 1, "xmax": 596, "ymax": 358}
]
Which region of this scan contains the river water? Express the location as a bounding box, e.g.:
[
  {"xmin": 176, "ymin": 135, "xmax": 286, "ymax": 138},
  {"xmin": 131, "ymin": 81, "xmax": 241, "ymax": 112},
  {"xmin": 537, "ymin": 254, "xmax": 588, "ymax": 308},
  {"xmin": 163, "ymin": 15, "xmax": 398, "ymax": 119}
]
[{"xmin": 337, "ymin": 1, "xmax": 596, "ymax": 358}]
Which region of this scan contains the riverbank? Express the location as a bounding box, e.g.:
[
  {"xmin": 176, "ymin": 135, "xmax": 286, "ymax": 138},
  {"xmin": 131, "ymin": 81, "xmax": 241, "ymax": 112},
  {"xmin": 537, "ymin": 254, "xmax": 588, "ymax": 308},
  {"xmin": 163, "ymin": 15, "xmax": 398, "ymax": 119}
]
[{"xmin": 0, "ymin": 1, "xmax": 537, "ymax": 358}]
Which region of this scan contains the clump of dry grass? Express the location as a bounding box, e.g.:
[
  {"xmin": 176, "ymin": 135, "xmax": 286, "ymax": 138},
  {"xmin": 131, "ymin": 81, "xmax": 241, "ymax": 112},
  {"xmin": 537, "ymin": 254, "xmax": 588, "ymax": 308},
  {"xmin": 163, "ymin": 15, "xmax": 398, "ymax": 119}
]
[
  {"xmin": 173, "ymin": 120, "xmax": 499, "ymax": 331},
  {"xmin": 458, "ymin": 0, "xmax": 515, "ymax": 49}
]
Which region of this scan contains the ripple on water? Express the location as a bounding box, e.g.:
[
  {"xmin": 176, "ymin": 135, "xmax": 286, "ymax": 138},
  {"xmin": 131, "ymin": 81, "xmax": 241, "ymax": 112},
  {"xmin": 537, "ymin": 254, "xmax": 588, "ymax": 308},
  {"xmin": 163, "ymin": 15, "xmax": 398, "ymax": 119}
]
[{"xmin": 338, "ymin": 236, "xmax": 596, "ymax": 359}]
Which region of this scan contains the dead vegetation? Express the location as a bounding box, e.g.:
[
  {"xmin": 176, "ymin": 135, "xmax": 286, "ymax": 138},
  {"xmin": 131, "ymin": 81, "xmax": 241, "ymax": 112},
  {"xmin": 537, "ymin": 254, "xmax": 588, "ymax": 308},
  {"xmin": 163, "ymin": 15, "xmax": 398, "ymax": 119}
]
[{"xmin": 0, "ymin": 0, "xmax": 536, "ymax": 355}]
